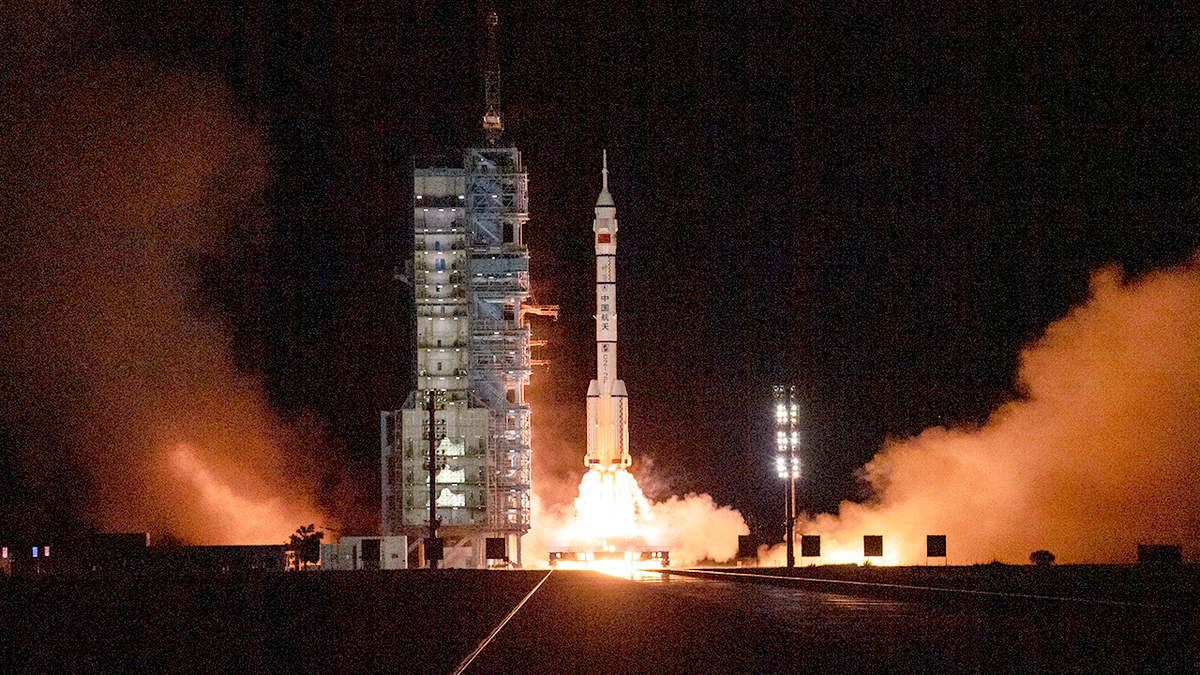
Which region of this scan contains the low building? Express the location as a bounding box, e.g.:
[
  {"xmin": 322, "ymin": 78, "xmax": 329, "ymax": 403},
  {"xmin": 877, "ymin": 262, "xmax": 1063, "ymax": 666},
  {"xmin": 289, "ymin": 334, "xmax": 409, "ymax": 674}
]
[{"xmin": 321, "ymin": 536, "xmax": 407, "ymax": 571}]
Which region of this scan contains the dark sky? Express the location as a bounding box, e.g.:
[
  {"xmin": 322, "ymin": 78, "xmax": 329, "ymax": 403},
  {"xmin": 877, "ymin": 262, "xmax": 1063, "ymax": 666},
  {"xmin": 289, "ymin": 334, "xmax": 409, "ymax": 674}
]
[{"xmin": 3, "ymin": 1, "xmax": 1197, "ymax": 541}]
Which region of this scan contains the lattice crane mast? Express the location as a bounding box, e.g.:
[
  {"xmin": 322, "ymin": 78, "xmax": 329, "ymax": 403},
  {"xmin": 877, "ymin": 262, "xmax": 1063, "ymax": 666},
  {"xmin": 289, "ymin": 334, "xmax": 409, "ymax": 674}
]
[{"xmin": 482, "ymin": 10, "xmax": 503, "ymax": 145}]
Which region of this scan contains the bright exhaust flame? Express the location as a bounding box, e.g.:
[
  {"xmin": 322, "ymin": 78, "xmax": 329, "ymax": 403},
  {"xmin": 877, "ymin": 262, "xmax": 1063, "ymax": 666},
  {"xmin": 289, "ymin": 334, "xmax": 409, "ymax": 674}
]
[
  {"xmin": 530, "ymin": 466, "xmax": 749, "ymax": 570},
  {"xmin": 552, "ymin": 556, "xmax": 656, "ymax": 579},
  {"xmin": 573, "ymin": 468, "xmax": 651, "ymax": 536},
  {"xmin": 555, "ymin": 468, "xmax": 660, "ymax": 576}
]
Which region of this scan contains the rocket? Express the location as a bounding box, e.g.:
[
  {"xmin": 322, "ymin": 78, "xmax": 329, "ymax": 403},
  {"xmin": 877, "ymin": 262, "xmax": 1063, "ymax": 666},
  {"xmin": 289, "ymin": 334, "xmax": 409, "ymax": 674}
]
[{"xmin": 586, "ymin": 150, "xmax": 631, "ymax": 471}]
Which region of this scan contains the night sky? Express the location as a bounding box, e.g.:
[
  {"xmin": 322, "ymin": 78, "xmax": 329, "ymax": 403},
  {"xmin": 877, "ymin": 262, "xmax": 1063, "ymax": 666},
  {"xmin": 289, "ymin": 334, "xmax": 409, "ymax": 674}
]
[{"xmin": 3, "ymin": 1, "xmax": 1197, "ymax": 543}]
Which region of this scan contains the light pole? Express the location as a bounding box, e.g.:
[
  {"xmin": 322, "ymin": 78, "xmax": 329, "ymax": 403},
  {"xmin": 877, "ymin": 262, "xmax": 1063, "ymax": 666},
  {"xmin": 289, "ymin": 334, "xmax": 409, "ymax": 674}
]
[
  {"xmin": 424, "ymin": 389, "xmax": 446, "ymax": 568},
  {"xmin": 773, "ymin": 385, "xmax": 800, "ymax": 568}
]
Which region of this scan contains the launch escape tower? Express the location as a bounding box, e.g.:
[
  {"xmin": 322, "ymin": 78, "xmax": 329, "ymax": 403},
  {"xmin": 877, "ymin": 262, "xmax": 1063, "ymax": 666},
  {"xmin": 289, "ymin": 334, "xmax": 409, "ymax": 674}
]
[{"xmin": 380, "ymin": 11, "xmax": 555, "ymax": 568}]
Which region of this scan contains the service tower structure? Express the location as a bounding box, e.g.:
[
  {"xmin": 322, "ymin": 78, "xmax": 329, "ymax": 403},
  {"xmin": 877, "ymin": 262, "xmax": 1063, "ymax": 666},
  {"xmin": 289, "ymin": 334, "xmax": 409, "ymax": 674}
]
[
  {"xmin": 380, "ymin": 10, "xmax": 555, "ymax": 569},
  {"xmin": 585, "ymin": 151, "xmax": 630, "ymax": 472}
]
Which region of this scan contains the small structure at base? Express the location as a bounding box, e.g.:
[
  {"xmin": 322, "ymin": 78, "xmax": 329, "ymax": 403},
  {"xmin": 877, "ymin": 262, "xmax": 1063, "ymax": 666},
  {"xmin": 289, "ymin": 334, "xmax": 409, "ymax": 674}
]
[
  {"xmin": 1137, "ymin": 544, "xmax": 1182, "ymax": 565},
  {"xmin": 321, "ymin": 536, "xmax": 407, "ymax": 571}
]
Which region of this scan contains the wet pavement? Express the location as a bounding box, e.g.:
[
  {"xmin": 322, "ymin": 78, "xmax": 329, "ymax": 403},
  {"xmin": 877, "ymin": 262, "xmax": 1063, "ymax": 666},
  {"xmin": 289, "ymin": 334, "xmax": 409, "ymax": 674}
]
[
  {"xmin": 471, "ymin": 570, "xmax": 1197, "ymax": 674},
  {"xmin": 2, "ymin": 569, "xmax": 1196, "ymax": 674}
]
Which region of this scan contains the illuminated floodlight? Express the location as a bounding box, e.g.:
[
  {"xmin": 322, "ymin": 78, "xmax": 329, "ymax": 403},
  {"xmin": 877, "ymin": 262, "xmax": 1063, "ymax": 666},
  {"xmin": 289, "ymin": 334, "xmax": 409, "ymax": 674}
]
[{"xmin": 773, "ymin": 384, "xmax": 802, "ymax": 568}]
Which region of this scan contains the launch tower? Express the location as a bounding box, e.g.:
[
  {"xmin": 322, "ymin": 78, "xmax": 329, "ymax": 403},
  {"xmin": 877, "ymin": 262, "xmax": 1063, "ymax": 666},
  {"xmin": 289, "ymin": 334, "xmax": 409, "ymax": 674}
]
[{"xmin": 380, "ymin": 11, "xmax": 555, "ymax": 568}]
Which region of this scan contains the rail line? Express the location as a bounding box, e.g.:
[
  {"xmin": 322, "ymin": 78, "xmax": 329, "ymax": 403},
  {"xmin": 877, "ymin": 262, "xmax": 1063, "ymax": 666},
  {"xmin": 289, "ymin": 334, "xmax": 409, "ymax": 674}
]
[
  {"xmin": 449, "ymin": 568, "xmax": 554, "ymax": 675},
  {"xmin": 654, "ymin": 568, "xmax": 1180, "ymax": 610}
]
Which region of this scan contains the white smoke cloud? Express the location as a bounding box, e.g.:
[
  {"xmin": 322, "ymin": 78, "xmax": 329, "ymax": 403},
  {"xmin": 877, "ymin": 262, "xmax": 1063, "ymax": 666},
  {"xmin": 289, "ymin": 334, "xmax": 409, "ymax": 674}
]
[{"xmin": 642, "ymin": 493, "xmax": 747, "ymax": 565}]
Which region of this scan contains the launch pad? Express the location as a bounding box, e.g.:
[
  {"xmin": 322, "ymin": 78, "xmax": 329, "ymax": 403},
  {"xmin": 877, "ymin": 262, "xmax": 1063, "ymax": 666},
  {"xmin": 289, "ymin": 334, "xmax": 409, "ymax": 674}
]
[{"xmin": 548, "ymin": 535, "xmax": 669, "ymax": 569}]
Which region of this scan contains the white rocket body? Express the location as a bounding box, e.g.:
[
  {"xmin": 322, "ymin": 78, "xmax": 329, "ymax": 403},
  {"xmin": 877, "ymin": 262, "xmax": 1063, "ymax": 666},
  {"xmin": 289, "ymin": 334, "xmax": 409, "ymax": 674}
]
[{"xmin": 586, "ymin": 151, "xmax": 631, "ymax": 471}]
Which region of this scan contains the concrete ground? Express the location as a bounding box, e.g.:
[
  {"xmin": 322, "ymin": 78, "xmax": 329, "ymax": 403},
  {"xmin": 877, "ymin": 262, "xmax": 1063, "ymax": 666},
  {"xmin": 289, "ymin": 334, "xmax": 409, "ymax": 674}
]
[{"xmin": 2, "ymin": 567, "xmax": 1196, "ymax": 674}]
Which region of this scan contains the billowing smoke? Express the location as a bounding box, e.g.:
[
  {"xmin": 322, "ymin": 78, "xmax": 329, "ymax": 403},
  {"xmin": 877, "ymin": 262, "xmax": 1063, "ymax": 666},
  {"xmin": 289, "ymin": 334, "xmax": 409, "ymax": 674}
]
[
  {"xmin": 779, "ymin": 263, "xmax": 1200, "ymax": 565},
  {"xmin": 642, "ymin": 492, "xmax": 747, "ymax": 565},
  {"xmin": 4, "ymin": 39, "xmax": 329, "ymax": 543}
]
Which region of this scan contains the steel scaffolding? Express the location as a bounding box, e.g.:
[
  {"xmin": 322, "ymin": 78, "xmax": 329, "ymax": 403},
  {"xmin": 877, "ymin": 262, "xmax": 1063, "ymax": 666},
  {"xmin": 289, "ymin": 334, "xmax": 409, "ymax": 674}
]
[{"xmin": 381, "ymin": 145, "xmax": 553, "ymax": 567}]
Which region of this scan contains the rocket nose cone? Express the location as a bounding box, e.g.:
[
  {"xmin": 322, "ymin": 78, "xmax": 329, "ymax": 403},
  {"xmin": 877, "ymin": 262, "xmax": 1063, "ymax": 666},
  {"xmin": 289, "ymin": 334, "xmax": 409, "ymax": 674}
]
[
  {"xmin": 587, "ymin": 380, "xmax": 599, "ymax": 396},
  {"xmin": 597, "ymin": 150, "xmax": 614, "ymax": 207}
]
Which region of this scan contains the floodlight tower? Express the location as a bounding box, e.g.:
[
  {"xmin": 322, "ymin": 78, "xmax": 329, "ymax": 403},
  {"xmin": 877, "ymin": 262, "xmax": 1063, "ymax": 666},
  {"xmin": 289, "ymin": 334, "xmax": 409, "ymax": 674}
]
[{"xmin": 773, "ymin": 385, "xmax": 801, "ymax": 567}]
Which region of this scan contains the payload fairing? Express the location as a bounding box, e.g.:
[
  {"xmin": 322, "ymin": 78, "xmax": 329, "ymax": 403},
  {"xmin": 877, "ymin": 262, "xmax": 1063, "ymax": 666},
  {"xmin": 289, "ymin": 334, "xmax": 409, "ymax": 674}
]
[{"xmin": 585, "ymin": 151, "xmax": 631, "ymax": 472}]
